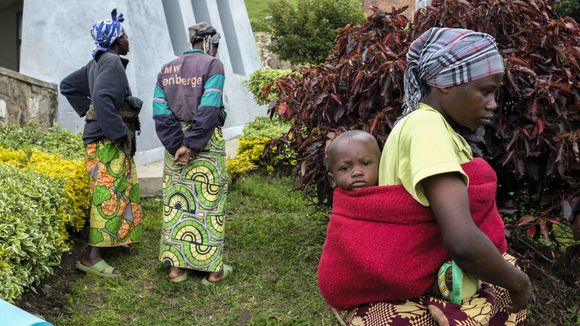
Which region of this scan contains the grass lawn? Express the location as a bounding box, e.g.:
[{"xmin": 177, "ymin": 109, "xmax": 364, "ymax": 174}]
[
  {"xmin": 245, "ymin": 0, "xmax": 297, "ymax": 21},
  {"xmin": 52, "ymin": 175, "xmax": 338, "ymax": 325}
]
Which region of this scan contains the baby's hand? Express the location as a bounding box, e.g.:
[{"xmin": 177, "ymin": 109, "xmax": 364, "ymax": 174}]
[{"xmin": 506, "ymin": 271, "xmax": 532, "ymax": 313}]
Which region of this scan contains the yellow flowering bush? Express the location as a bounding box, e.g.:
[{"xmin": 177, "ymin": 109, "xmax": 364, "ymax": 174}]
[
  {"xmin": 0, "ymin": 147, "xmax": 89, "ymax": 242},
  {"xmin": 227, "ymin": 137, "xmax": 267, "ymax": 176},
  {"xmin": 227, "ymin": 117, "xmax": 296, "ymax": 178}
]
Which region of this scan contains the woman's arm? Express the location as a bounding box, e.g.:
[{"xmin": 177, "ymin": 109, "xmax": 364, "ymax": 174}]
[
  {"xmin": 422, "ymin": 172, "xmax": 531, "ymax": 312},
  {"xmin": 60, "ymin": 66, "xmax": 92, "ymax": 115}
]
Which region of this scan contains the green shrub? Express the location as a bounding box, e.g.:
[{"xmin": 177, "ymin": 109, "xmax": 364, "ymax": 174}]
[
  {"xmin": 268, "ymin": 0, "xmax": 365, "ymax": 65},
  {"xmin": 0, "ymin": 164, "xmax": 68, "ymax": 302},
  {"xmin": 227, "ymin": 117, "xmax": 296, "ymax": 178},
  {"xmin": 245, "ymin": 68, "xmax": 293, "ymax": 105},
  {"xmin": 0, "ymin": 147, "xmax": 89, "ymax": 240},
  {"xmin": 557, "ymin": 0, "xmax": 580, "ymax": 21},
  {"xmin": 0, "ymin": 122, "xmax": 84, "ymax": 160}
]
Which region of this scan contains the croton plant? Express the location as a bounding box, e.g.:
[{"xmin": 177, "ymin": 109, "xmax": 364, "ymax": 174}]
[{"xmin": 267, "ymin": 0, "xmax": 579, "ymax": 253}]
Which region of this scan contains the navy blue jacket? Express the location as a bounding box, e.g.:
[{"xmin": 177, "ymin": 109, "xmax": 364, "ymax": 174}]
[{"xmin": 60, "ymin": 51, "xmax": 131, "ymax": 145}]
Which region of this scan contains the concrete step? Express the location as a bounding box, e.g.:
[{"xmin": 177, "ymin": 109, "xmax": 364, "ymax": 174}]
[{"xmin": 137, "ymin": 137, "xmax": 240, "ymax": 197}]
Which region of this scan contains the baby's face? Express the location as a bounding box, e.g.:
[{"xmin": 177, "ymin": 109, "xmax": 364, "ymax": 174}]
[{"xmin": 329, "ymin": 138, "xmax": 379, "ymax": 191}]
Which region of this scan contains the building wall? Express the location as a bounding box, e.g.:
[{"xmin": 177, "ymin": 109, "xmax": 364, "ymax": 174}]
[
  {"xmin": 19, "ymin": 0, "xmax": 263, "ymax": 165},
  {"xmin": 0, "ymin": 66, "xmax": 57, "ymax": 128}
]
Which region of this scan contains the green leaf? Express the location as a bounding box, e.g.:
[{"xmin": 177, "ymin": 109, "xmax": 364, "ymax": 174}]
[
  {"xmin": 128, "ymin": 184, "xmax": 141, "ymax": 204},
  {"xmin": 89, "ymin": 227, "xmax": 105, "ymax": 245},
  {"xmin": 105, "ymin": 216, "xmax": 123, "ymax": 234},
  {"xmin": 114, "ymin": 176, "xmax": 130, "ymax": 194},
  {"xmin": 97, "ymin": 143, "xmax": 119, "ymax": 164},
  {"xmin": 92, "ymin": 186, "xmax": 111, "ymax": 206}
]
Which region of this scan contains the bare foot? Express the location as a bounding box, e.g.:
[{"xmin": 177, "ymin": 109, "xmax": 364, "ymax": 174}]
[
  {"xmin": 205, "ymin": 270, "xmax": 223, "ymax": 283},
  {"xmin": 168, "ymin": 266, "xmax": 185, "ymax": 279}
]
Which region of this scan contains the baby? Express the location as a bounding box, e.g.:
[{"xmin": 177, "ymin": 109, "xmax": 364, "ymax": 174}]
[
  {"xmin": 325, "ymin": 130, "xmax": 458, "ymax": 301},
  {"xmin": 325, "ymin": 130, "xmax": 381, "ymax": 191}
]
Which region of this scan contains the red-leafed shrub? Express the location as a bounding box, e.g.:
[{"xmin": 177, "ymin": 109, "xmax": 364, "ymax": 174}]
[{"xmin": 269, "ymin": 0, "xmax": 579, "ymax": 253}]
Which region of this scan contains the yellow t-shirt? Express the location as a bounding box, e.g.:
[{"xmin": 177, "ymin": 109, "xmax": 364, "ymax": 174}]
[{"xmin": 378, "ymin": 103, "xmax": 473, "ymax": 206}]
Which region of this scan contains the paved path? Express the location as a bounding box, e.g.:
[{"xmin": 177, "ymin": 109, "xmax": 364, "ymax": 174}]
[{"xmin": 137, "ymin": 137, "xmax": 240, "ymax": 197}]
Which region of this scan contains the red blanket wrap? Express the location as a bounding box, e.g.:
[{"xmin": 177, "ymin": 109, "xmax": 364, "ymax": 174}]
[{"xmin": 317, "ymin": 158, "xmax": 508, "ymax": 310}]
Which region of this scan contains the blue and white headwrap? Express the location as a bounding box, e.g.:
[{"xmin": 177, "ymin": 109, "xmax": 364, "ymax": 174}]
[{"xmin": 90, "ymin": 9, "xmax": 125, "ymax": 59}]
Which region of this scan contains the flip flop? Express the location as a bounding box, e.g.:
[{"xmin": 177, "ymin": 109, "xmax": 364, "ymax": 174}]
[
  {"xmin": 168, "ymin": 271, "xmax": 189, "ymax": 283},
  {"xmin": 76, "ymin": 260, "xmax": 120, "ymax": 278},
  {"xmin": 201, "ymin": 264, "xmax": 233, "ymax": 287},
  {"xmin": 437, "ymin": 261, "xmax": 463, "ymax": 304}
]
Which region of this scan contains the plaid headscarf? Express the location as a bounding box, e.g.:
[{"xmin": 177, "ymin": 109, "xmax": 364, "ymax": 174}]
[
  {"xmin": 402, "ymin": 27, "xmax": 504, "ymax": 115},
  {"xmin": 90, "ymin": 9, "xmax": 125, "ymax": 59}
]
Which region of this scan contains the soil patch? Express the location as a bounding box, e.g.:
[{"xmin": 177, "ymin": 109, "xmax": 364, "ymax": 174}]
[{"xmin": 14, "ymin": 231, "xmax": 88, "ymax": 322}]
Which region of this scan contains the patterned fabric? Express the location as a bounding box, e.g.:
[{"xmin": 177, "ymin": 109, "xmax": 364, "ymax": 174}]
[
  {"xmin": 86, "ymin": 139, "xmax": 143, "ymax": 247},
  {"xmin": 346, "ymin": 254, "xmax": 526, "ymax": 326},
  {"xmin": 403, "ymin": 27, "xmax": 504, "ymax": 115},
  {"xmin": 159, "ymin": 127, "xmax": 228, "ymax": 272},
  {"xmin": 91, "ymin": 8, "xmax": 125, "ymax": 59}
]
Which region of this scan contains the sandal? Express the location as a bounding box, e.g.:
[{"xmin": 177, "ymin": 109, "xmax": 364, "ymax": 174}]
[
  {"xmin": 437, "ymin": 261, "xmax": 463, "ymax": 304},
  {"xmin": 76, "ymin": 260, "xmax": 120, "ymax": 278},
  {"xmin": 201, "ymin": 264, "xmax": 233, "ymax": 287},
  {"xmin": 168, "ymin": 271, "xmax": 189, "ymax": 283}
]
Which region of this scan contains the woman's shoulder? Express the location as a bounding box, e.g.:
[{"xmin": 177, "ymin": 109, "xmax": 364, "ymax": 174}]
[
  {"xmin": 404, "ymin": 106, "xmax": 447, "ymax": 127},
  {"xmin": 393, "ymin": 107, "xmax": 449, "ymax": 142}
]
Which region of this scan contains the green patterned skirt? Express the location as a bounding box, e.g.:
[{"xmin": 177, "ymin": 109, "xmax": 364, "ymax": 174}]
[
  {"xmin": 159, "ymin": 128, "xmax": 228, "ymax": 272},
  {"xmin": 86, "ymin": 139, "xmax": 143, "ymax": 247}
]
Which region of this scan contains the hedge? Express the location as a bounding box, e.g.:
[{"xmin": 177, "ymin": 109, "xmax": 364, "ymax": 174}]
[
  {"xmin": 0, "ymin": 122, "xmax": 84, "ymax": 161},
  {"xmin": 0, "ymin": 147, "xmax": 89, "ymax": 239},
  {"xmin": 227, "ymin": 117, "xmax": 296, "ymax": 178},
  {"xmin": 0, "ymin": 124, "xmax": 88, "ymax": 302},
  {"xmin": 245, "ymin": 68, "xmax": 293, "ymax": 106},
  {"xmin": 0, "ymin": 164, "xmax": 68, "ymax": 302}
]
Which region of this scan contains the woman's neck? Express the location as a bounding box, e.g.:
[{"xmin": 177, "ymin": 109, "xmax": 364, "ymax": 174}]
[{"xmin": 421, "ymin": 95, "xmax": 462, "ymax": 131}]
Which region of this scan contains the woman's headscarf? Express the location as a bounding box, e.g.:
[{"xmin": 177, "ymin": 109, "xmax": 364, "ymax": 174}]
[
  {"xmin": 188, "ymin": 22, "xmax": 221, "ymax": 53},
  {"xmin": 90, "ymin": 9, "xmax": 125, "ymax": 59},
  {"xmin": 402, "ymin": 27, "xmax": 504, "ymax": 115}
]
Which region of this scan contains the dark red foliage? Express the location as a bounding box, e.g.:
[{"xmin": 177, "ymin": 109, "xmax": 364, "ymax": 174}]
[
  {"xmin": 270, "ymin": 0, "xmax": 579, "ymax": 251},
  {"xmin": 271, "ymin": 6, "xmax": 412, "ymax": 206}
]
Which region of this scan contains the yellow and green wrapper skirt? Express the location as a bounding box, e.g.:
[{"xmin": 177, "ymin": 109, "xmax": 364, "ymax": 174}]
[
  {"xmin": 85, "ymin": 139, "xmax": 143, "ymax": 247},
  {"xmin": 159, "ymin": 128, "xmax": 228, "ymax": 272}
]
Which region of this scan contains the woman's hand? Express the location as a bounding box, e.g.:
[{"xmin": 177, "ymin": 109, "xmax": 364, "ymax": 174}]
[
  {"xmin": 506, "ymin": 270, "xmax": 532, "ymax": 313},
  {"xmin": 173, "ymin": 146, "xmax": 195, "ymax": 166},
  {"xmin": 422, "ymin": 172, "xmax": 532, "ymax": 311}
]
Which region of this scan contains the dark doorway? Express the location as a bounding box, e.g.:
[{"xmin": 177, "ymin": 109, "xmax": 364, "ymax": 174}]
[{"xmin": 0, "ymin": 0, "xmax": 23, "ymax": 71}]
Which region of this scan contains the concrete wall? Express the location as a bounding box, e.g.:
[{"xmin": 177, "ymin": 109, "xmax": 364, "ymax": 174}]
[
  {"xmin": 0, "ymin": 0, "xmax": 22, "ymax": 71},
  {"xmin": 0, "ymin": 66, "xmax": 57, "ymax": 128},
  {"xmin": 19, "ymin": 0, "xmax": 263, "ymax": 165}
]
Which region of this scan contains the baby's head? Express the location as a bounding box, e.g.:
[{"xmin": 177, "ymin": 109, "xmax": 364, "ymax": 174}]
[{"xmin": 326, "ymin": 130, "xmax": 381, "ymax": 191}]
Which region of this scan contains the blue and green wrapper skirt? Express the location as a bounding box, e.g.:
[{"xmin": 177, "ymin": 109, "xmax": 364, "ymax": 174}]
[{"xmin": 159, "ymin": 128, "xmax": 228, "ymax": 272}]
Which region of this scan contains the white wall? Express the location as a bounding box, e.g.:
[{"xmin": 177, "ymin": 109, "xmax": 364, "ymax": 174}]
[{"xmin": 19, "ymin": 0, "xmax": 263, "ymax": 165}]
